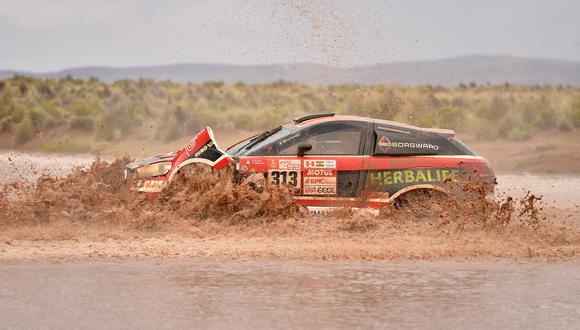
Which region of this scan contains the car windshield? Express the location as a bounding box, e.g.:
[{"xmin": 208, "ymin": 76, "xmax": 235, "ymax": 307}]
[{"xmin": 226, "ymin": 125, "xmax": 297, "ymax": 155}]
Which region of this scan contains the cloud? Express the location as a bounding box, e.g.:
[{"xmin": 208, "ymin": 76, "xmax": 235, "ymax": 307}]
[{"xmin": 0, "ymin": 0, "xmax": 579, "ymax": 71}]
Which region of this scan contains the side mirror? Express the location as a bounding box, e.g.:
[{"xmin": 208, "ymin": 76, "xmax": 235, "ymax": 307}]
[{"xmin": 297, "ymin": 143, "xmax": 312, "ymax": 157}]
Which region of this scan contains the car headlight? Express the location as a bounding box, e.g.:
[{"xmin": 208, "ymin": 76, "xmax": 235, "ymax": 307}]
[{"xmin": 134, "ymin": 162, "xmax": 173, "ymax": 179}]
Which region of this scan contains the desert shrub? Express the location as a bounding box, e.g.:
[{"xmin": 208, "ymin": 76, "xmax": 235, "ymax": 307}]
[
  {"xmin": 570, "ymin": 97, "xmax": 580, "ymax": 128},
  {"xmin": 476, "ymin": 96, "xmax": 509, "ymax": 121},
  {"xmin": 69, "ymin": 116, "xmax": 95, "ymax": 131},
  {"xmin": 202, "ymin": 81, "xmax": 225, "ymax": 88},
  {"xmin": 436, "ymin": 107, "xmax": 465, "ymax": 130},
  {"xmin": 19, "ymin": 82, "xmax": 28, "ymax": 96},
  {"xmin": 13, "ymin": 117, "xmax": 34, "ymax": 145},
  {"xmin": 36, "ymin": 81, "xmax": 54, "ymax": 99},
  {"xmin": 96, "ymin": 105, "xmax": 141, "ymax": 141},
  {"xmin": 416, "ymin": 114, "xmax": 436, "ymax": 128},
  {"xmin": 0, "ymin": 116, "xmax": 13, "ymax": 133},
  {"xmin": 100, "ymin": 86, "xmax": 112, "ymax": 98},
  {"xmin": 26, "ymin": 107, "xmax": 48, "ymax": 130},
  {"xmin": 366, "ymin": 91, "xmax": 402, "ymax": 120},
  {"xmin": 70, "ymin": 102, "xmax": 97, "ymax": 117},
  {"xmin": 0, "ymin": 77, "xmax": 577, "ymax": 147},
  {"xmin": 533, "ymin": 103, "xmax": 558, "ymax": 130}
]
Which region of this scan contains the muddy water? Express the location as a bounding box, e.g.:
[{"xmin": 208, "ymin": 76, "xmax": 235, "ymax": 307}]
[
  {"xmin": 2, "ymin": 152, "xmax": 580, "ymax": 328},
  {"xmin": 0, "ymin": 151, "xmax": 93, "ymax": 184},
  {"xmin": 1, "ymin": 259, "xmax": 580, "ymax": 329},
  {"xmin": 497, "ymin": 175, "xmax": 580, "ymax": 209},
  {"xmin": 2, "ymin": 151, "xmax": 579, "ymax": 206}
]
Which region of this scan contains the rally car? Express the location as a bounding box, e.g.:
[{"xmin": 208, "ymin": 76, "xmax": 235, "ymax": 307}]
[{"xmin": 125, "ymin": 113, "xmax": 494, "ymax": 212}]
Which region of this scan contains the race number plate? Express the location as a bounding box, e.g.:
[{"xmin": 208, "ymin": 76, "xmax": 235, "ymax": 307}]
[{"xmin": 269, "ymin": 170, "xmax": 301, "ymax": 192}]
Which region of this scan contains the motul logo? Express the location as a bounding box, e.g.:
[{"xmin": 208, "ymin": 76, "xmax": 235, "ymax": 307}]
[{"xmin": 305, "ymin": 169, "xmax": 334, "ymax": 176}]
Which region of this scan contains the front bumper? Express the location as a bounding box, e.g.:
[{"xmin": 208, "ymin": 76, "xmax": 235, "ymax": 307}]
[{"xmin": 125, "ymin": 167, "xmax": 168, "ymax": 193}]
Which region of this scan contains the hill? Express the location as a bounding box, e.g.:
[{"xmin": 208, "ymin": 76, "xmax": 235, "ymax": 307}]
[{"xmin": 1, "ymin": 55, "xmax": 579, "ymax": 86}]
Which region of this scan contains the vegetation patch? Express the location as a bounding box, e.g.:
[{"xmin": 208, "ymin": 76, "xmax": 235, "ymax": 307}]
[{"xmin": 0, "ymin": 77, "xmax": 578, "ymax": 149}]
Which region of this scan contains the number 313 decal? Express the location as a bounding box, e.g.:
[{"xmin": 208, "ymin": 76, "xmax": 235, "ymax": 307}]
[{"xmin": 269, "ymin": 170, "xmax": 301, "ymax": 189}]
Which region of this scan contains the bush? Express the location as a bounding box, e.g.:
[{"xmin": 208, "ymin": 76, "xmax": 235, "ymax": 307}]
[
  {"xmin": 0, "ymin": 116, "xmax": 13, "ymax": 133},
  {"xmin": 534, "ymin": 104, "xmax": 558, "ymax": 130},
  {"xmin": 0, "ymin": 76, "xmax": 578, "ymax": 148},
  {"xmin": 570, "ymin": 98, "xmax": 580, "ymax": 128},
  {"xmin": 69, "ymin": 116, "xmax": 95, "ymax": 131},
  {"xmin": 36, "ymin": 82, "xmax": 54, "ymax": 99},
  {"xmin": 13, "ymin": 117, "xmax": 34, "ymax": 145},
  {"xmin": 436, "ymin": 107, "xmax": 465, "ymax": 130}
]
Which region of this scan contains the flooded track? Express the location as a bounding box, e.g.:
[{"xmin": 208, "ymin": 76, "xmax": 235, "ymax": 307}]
[
  {"xmin": 1, "ymin": 152, "xmax": 580, "ymax": 328},
  {"xmin": 1, "ymin": 259, "xmax": 580, "ymax": 329}
]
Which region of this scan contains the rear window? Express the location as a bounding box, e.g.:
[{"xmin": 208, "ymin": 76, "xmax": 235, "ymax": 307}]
[{"xmin": 451, "ymin": 138, "xmax": 476, "ymax": 156}]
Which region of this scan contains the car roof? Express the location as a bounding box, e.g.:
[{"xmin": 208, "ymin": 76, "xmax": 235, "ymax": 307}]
[{"xmin": 295, "ymin": 115, "xmax": 455, "ymax": 138}]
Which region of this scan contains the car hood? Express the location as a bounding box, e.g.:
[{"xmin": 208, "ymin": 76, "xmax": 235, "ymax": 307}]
[{"xmin": 125, "ymin": 152, "xmax": 177, "ymax": 170}]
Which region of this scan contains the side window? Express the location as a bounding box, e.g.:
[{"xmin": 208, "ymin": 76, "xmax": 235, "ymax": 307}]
[
  {"xmin": 278, "ymin": 123, "xmax": 365, "ymax": 155},
  {"xmin": 373, "ymin": 125, "xmax": 463, "ymax": 155}
]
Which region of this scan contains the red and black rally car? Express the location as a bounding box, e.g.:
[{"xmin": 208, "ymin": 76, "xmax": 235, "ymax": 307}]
[{"xmin": 126, "ymin": 113, "xmax": 494, "ymax": 212}]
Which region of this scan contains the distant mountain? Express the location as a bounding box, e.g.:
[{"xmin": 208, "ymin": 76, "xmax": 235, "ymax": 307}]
[{"xmin": 1, "ymin": 55, "xmax": 579, "ymax": 86}]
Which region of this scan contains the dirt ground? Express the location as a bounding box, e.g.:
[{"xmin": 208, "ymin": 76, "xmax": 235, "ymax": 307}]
[{"xmin": 465, "ymin": 129, "xmax": 580, "ymax": 175}]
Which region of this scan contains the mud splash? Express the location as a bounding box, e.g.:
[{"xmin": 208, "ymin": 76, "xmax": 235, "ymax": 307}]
[
  {"xmin": 0, "ymin": 159, "xmax": 302, "ymax": 231},
  {"xmin": 1, "ymin": 157, "xmax": 580, "ymax": 262}
]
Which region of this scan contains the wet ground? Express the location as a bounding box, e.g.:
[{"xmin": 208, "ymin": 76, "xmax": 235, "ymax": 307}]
[
  {"xmin": 1, "ymin": 259, "xmax": 580, "ymax": 329},
  {"xmin": 2, "ymin": 151, "xmax": 579, "ymax": 207},
  {"xmin": 1, "ymin": 151, "xmax": 580, "ymax": 329}
]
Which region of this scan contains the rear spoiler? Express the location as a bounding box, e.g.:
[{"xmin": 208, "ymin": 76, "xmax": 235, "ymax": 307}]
[
  {"xmin": 424, "ymin": 128, "xmax": 455, "ymax": 139},
  {"xmin": 168, "ymin": 127, "xmax": 232, "ymax": 179}
]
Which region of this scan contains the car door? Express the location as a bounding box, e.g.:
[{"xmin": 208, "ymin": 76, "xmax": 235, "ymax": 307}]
[{"xmin": 274, "ymin": 121, "xmax": 371, "ymax": 207}]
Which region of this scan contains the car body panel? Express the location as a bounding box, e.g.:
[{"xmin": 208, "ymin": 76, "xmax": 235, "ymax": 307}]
[{"xmin": 126, "ymin": 115, "xmax": 494, "ymax": 210}]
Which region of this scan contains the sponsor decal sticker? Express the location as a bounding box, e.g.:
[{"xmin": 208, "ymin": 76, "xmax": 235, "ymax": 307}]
[
  {"xmin": 379, "ymin": 139, "xmax": 439, "ymax": 151},
  {"xmin": 378, "ymin": 136, "xmax": 391, "ymax": 152},
  {"xmin": 304, "ymin": 169, "xmax": 335, "ymax": 176},
  {"xmin": 303, "ymin": 186, "xmax": 336, "ymax": 195},
  {"xmin": 279, "ymin": 159, "xmax": 301, "ymax": 170},
  {"xmin": 279, "ymin": 133, "xmax": 301, "ymax": 146},
  {"xmin": 139, "ymin": 179, "xmax": 167, "ymax": 192},
  {"xmin": 303, "ymin": 161, "xmax": 337, "ymax": 195},
  {"xmin": 369, "ymin": 168, "xmax": 459, "ymax": 186},
  {"xmin": 194, "ymin": 140, "xmax": 214, "ymax": 158},
  {"xmin": 185, "ymin": 128, "xmax": 207, "ymax": 156},
  {"xmin": 303, "ymin": 177, "xmax": 335, "ymax": 185},
  {"xmin": 185, "ymin": 138, "xmax": 198, "ymax": 156},
  {"xmin": 304, "ymin": 159, "xmax": 336, "ymax": 169},
  {"xmin": 270, "ymin": 159, "xmax": 278, "ymax": 169}
]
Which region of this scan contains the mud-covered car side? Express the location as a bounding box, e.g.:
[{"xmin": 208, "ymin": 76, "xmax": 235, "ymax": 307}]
[{"xmin": 126, "ymin": 113, "xmax": 494, "ymax": 209}]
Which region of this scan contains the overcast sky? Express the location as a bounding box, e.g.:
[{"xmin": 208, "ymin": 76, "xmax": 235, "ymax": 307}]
[{"xmin": 1, "ymin": 0, "xmax": 579, "ymax": 72}]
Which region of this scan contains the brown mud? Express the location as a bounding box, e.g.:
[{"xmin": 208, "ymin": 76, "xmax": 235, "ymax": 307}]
[{"xmin": 1, "ymin": 156, "xmax": 580, "ymax": 264}]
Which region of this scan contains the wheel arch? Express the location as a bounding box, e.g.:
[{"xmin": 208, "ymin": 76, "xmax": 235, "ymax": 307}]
[
  {"xmin": 387, "ymin": 184, "xmax": 448, "ymax": 204},
  {"xmin": 166, "ymin": 158, "xmax": 215, "ymax": 182}
]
